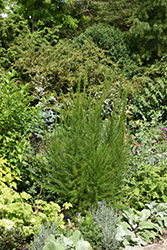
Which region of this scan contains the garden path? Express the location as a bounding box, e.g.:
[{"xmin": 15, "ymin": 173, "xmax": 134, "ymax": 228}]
[{"xmin": 137, "ymin": 239, "xmax": 167, "ymax": 250}]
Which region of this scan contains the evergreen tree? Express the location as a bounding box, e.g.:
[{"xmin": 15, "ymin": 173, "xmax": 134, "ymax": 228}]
[{"xmin": 127, "ymin": 0, "xmax": 167, "ymax": 65}]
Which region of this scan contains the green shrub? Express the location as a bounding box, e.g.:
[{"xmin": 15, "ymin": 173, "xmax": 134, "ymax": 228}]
[
  {"xmin": 38, "ymin": 72, "xmax": 130, "ymax": 211},
  {"xmin": 13, "ymin": 38, "xmax": 120, "ymax": 101},
  {"xmin": 0, "ymin": 225, "xmax": 26, "ymax": 250},
  {"xmin": 0, "ymin": 13, "xmax": 30, "ymax": 70},
  {"xmin": 115, "ymin": 121, "xmax": 167, "ymax": 210},
  {"xmin": 0, "ymin": 158, "xmax": 20, "ymax": 188},
  {"xmin": 120, "ymin": 164, "xmax": 167, "ymax": 210},
  {"xmin": 127, "ymin": 122, "xmax": 167, "ymax": 168},
  {"xmin": 0, "ymin": 69, "xmax": 44, "ymax": 170},
  {"xmin": 129, "ymin": 58, "xmax": 167, "ymax": 124},
  {"xmin": 73, "ymin": 23, "xmax": 131, "ymax": 66},
  {"xmin": 126, "ymin": 0, "xmax": 167, "ymax": 65}
]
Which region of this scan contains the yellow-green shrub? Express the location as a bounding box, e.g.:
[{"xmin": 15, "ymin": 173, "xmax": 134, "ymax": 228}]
[
  {"xmin": 0, "ymin": 158, "xmax": 20, "ymax": 188},
  {"xmin": 0, "ymin": 186, "xmax": 72, "ymax": 236}
]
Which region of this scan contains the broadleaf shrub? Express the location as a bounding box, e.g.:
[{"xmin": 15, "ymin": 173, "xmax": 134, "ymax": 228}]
[
  {"xmin": 120, "ymin": 164, "xmax": 167, "ymax": 210},
  {"xmin": 0, "ymin": 69, "xmax": 44, "ymax": 169},
  {"xmin": 0, "ymin": 185, "xmax": 72, "ymax": 237},
  {"xmin": 0, "ymin": 158, "xmax": 20, "ymax": 188},
  {"xmin": 129, "ymin": 57, "xmax": 167, "ymax": 124}
]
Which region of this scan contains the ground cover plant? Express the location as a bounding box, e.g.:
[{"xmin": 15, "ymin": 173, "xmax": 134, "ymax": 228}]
[{"xmin": 117, "ymin": 201, "xmax": 167, "ymax": 249}]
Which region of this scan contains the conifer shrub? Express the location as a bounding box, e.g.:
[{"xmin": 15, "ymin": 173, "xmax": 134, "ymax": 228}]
[
  {"xmin": 0, "ymin": 225, "xmax": 26, "ymax": 250},
  {"xmin": 0, "ymin": 13, "xmax": 30, "ymax": 70},
  {"xmin": 12, "ymin": 37, "xmax": 123, "ymax": 104},
  {"xmin": 37, "ymin": 71, "xmax": 130, "ymax": 212},
  {"xmin": 73, "ymin": 23, "xmax": 131, "ymax": 66}
]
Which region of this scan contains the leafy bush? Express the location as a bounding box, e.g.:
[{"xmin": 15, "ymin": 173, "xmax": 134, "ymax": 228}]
[
  {"xmin": 38, "ymin": 73, "xmax": 130, "ymax": 211},
  {"xmin": 120, "ymin": 164, "xmax": 167, "ymax": 210},
  {"xmin": 115, "ymin": 121, "xmax": 167, "ymax": 210},
  {"xmin": 0, "ymin": 225, "xmax": 26, "ymax": 250},
  {"xmin": 0, "ymin": 158, "xmax": 20, "ymax": 188},
  {"xmin": 0, "ymin": 69, "xmax": 44, "ymax": 170},
  {"xmin": 73, "ymin": 23, "xmax": 131, "ymax": 66},
  {"xmin": 127, "ymin": 122, "xmax": 167, "ymax": 169},
  {"xmin": 90, "ymin": 200, "xmax": 120, "ymax": 250},
  {"xmin": 0, "ymin": 185, "xmax": 72, "ymax": 237}
]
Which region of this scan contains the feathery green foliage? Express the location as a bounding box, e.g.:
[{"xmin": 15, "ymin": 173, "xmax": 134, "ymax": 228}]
[
  {"xmin": 0, "ymin": 13, "xmax": 29, "ymax": 70},
  {"xmin": 130, "ymin": 58, "xmax": 167, "ymax": 123},
  {"xmin": 89, "ymin": 0, "xmax": 136, "ymax": 31},
  {"xmin": 127, "ymin": 0, "xmax": 167, "ymax": 65},
  {"xmin": 38, "ymin": 70, "xmax": 130, "ymax": 211}
]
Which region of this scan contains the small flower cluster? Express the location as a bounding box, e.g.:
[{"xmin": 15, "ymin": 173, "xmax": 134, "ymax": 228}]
[{"xmin": 154, "ymin": 127, "xmax": 167, "ymax": 144}]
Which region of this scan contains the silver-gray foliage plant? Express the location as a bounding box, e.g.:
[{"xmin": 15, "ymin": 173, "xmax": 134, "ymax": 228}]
[
  {"xmin": 90, "ymin": 200, "xmax": 120, "ymax": 250},
  {"xmin": 29, "ymin": 222, "xmax": 58, "ymax": 250}
]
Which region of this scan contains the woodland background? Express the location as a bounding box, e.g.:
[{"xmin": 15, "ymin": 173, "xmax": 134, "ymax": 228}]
[{"xmin": 1, "ymin": 1, "xmax": 167, "ymax": 249}]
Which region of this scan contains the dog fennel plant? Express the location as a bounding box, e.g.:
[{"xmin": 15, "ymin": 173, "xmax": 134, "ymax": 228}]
[{"xmin": 39, "ymin": 70, "xmax": 130, "ymax": 211}]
